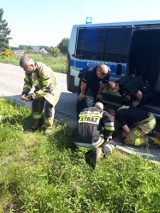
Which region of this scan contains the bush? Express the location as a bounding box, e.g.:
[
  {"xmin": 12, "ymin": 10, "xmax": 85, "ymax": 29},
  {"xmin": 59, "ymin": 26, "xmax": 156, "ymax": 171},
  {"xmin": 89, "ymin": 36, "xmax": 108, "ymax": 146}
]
[
  {"xmin": 0, "ymin": 49, "xmax": 13, "ymax": 57},
  {"xmin": 49, "ymin": 46, "xmax": 61, "ymax": 57}
]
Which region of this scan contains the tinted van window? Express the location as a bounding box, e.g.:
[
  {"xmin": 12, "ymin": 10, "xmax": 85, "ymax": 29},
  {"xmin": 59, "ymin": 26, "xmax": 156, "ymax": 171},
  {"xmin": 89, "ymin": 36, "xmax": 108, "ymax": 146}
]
[
  {"xmin": 76, "ymin": 27, "xmax": 132, "ymax": 63},
  {"xmin": 104, "ymin": 28, "xmax": 132, "ymax": 63},
  {"xmin": 76, "ymin": 27, "xmax": 105, "ymax": 60}
]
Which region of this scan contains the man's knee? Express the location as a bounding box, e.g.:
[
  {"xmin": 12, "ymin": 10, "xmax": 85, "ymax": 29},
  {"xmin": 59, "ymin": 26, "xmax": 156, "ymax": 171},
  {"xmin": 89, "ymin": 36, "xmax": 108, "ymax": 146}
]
[{"xmin": 124, "ymin": 136, "xmax": 149, "ymax": 146}]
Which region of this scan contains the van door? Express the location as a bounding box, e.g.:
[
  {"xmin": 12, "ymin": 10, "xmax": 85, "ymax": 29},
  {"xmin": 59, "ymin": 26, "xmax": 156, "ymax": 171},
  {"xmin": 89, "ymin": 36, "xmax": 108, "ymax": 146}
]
[
  {"xmin": 128, "ymin": 28, "xmax": 160, "ymax": 117},
  {"xmin": 103, "ymin": 26, "xmax": 132, "ymax": 107},
  {"xmin": 104, "ymin": 26, "xmax": 132, "ymax": 79}
]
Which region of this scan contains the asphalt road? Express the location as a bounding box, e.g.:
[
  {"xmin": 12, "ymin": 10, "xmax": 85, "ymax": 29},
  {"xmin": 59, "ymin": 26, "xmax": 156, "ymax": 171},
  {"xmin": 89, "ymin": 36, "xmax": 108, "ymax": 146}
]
[
  {"xmin": 0, "ymin": 63, "xmax": 77, "ymax": 127},
  {"xmin": 0, "ymin": 63, "xmax": 160, "ymax": 164}
]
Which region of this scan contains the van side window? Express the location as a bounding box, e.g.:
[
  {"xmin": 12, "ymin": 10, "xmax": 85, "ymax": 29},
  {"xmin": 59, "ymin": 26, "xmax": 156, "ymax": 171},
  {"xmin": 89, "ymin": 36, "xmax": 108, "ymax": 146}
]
[
  {"xmin": 104, "ymin": 28, "xmax": 132, "ymax": 63},
  {"xmin": 76, "ymin": 28, "xmax": 105, "ymax": 60},
  {"xmin": 76, "ymin": 27, "xmax": 132, "ymax": 63}
]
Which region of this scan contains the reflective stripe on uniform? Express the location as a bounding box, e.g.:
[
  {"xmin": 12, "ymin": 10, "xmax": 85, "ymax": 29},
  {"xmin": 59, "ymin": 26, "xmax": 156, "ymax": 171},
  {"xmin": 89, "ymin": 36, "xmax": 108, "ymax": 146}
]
[
  {"xmin": 42, "ymin": 79, "xmax": 48, "ymax": 87},
  {"xmin": 24, "ymin": 76, "xmax": 30, "ymax": 82},
  {"xmin": 33, "ymin": 79, "xmax": 40, "ymax": 87},
  {"xmin": 23, "ymin": 84, "xmax": 32, "ymax": 90},
  {"xmin": 78, "ymin": 111, "xmax": 102, "ymax": 124},
  {"xmin": 104, "ymin": 122, "xmax": 114, "ymax": 126},
  {"xmin": 32, "ymin": 113, "xmax": 42, "ymax": 120},
  {"xmin": 78, "ymin": 116, "xmax": 101, "ymax": 124},
  {"xmin": 74, "ymin": 137, "xmax": 104, "ymax": 148},
  {"xmin": 79, "ymin": 112, "xmax": 102, "ymax": 118},
  {"xmin": 134, "ymin": 138, "xmax": 142, "ymax": 146},
  {"xmin": 103, "ymin": 126, "xmax": 115, "ymax": 131},
  {"xmin": 104, "ymin": 144, "xmax": 115, "ymax": 153}
]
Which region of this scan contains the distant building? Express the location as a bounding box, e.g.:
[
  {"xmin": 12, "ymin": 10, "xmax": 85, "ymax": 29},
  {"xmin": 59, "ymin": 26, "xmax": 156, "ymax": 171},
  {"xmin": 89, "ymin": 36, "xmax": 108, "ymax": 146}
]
[
  {"xmin": 31, "ymin": 46, "xmax": 40, "ymax": 52},
  {"xmin": 40, "ymin": 48, "xmax": 48, "ymax": 54}
]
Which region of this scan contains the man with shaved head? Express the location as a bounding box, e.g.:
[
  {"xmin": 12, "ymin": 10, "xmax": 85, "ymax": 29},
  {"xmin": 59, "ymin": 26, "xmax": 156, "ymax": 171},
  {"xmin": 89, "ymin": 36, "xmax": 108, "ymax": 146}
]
[{"xmin": 76, "ymin": 64, "xmax": 110, "ymax": 116}]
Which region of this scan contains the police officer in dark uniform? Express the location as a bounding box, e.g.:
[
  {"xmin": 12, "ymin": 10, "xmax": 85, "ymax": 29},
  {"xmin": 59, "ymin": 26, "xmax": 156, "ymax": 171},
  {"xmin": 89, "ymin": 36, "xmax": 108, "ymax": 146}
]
[
  {"xmin": 72, "ymin": 102, "xmax": 116, "ymax": 168},
  {"xmin": 107, "ymin": 75, "xmax": 151, "ymax": 107},
  {"xmin": 76, "ymin": 64, "xmax": 110, "ymax": 116}
]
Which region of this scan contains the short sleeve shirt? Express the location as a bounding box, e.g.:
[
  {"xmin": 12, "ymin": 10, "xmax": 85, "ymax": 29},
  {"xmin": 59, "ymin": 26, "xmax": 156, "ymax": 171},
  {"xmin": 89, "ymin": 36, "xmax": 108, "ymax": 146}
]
[
  {"xmin": 116, "ymin": 107, "xmax": 149, "ymax": 127},
  {"xmin": 82, "ymin": 64, "xmax": 110, "ymax": 89},
  {"xmin": 118, "ymin": 77, "xmax": 145, "ymax": 97}
]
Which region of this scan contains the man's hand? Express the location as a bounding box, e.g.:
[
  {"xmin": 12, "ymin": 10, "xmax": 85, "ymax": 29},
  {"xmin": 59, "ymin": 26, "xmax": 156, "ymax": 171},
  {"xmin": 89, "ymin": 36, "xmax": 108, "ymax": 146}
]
[
  {"xmin": 21, "ymin": 93, "xmax": 28, "ymax": 101},
  {"xmin": 121, "ymin": 125, "xmax": 130, "ymax": 139},
  {"xmin": 77, "ymin": 93, "xmax": 85, "ymax": 101},
  {"xmin": 21, "ymin": 94, "xmax": 33, "ymax": 101},
  {"xmin": 132, "ymin": 100, "xmax": 139, "ymax": 107},
  {"xmin": 26, "ymin": 95, "xmax": 33, "ymax": 101},
  {"xmin": 96, "ymin": 93, "xmax": 103, "ymax": 101},
  {"xmin": 121, "ymin": 130, "xmax": 128, "ymax": 139}
]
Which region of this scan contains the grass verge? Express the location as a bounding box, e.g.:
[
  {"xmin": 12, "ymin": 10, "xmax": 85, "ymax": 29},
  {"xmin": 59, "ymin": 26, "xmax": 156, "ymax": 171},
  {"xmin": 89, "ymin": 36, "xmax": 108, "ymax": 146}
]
[
  {"xmin": 0, "ymin": 98, "xmax": 160, "ymax": 212},
  {"xmin": 0, "ymin": 53, "xmax": 67, "ymax": 73}
]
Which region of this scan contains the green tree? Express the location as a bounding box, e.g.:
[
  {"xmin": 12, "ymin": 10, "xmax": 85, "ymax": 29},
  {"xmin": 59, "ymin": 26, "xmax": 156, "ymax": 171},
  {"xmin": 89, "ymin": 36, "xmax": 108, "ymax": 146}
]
[
  {"xmin": 49, "ymin": 46, "xmax": 60, "ymax": 57},
  {"xmin": 19, "ymin": 45, "xmax": 32, "ymax": 52},
  {"xmin": 0, "ymin": 8, "xmax": 11, "ymax": 51},
  {"xmin": 58, "ymin": 38, "xmax": 69, "ymax": 55}
]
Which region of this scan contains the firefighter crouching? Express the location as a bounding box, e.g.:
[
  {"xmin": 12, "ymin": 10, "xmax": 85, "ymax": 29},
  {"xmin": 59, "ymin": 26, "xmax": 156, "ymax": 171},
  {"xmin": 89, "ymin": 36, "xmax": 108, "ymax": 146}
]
[
  {"xmin": 115, "ymin": 105, "xmax": 157, "ymax": 146},
  {"xmin": 19, "ymin": 55, "xmax": 61, "ymax": 134},
  {"xmin": 72, "ymin": 102, "xmax": 116, "ymax": 169}
]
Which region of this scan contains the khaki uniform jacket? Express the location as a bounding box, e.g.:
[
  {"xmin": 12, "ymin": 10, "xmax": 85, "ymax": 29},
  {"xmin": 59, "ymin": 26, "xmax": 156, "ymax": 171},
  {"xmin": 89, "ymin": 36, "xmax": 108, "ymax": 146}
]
[{"xmin": 22, "ymin": 62, "xmax": 60, "ymax": 106}]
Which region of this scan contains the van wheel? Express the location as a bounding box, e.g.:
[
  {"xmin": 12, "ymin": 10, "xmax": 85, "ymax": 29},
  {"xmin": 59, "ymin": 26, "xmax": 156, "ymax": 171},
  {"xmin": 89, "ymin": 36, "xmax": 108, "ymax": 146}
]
[{"xmin": 85, "ymin": 96, "xmax": 94, "ymax": 107}]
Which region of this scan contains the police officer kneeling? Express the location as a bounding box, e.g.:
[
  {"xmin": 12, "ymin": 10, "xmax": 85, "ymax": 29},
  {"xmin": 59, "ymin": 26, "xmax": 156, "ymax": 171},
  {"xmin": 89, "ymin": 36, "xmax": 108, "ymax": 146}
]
[{"xmin": 72, "ymin": 102, "xmax": 116, "ymax": 169}]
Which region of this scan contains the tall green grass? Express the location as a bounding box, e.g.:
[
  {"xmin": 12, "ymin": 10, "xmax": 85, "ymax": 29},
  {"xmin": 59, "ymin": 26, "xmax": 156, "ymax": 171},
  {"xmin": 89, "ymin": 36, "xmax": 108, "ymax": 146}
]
[
  {"xmin": 0, "ymin": 98, "xmax": 160, "ymax": 212},
  {"xmin": 0, "ymin": 53, "xmax": 67, "ymax": 73}
]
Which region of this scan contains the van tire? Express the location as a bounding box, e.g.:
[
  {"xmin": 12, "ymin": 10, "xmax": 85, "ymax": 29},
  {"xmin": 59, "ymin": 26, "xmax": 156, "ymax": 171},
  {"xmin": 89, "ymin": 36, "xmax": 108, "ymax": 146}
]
[{"xmin": 85, "ymin": 96, "xmax": 94, "ymax": 107}]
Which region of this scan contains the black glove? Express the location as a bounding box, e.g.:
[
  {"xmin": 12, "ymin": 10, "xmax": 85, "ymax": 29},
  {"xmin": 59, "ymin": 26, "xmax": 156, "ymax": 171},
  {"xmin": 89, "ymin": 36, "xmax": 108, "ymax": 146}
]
[
  {"xmin": 21, "ymin": 93, "xmax": 28, "ymax": 101},
  {"xmin": 21, "ymin": 93, "xmax": 33, "ymax": 101},
  {"xmin": 26, "ymin": 95, "xmax": 33, "ymax": 101}
]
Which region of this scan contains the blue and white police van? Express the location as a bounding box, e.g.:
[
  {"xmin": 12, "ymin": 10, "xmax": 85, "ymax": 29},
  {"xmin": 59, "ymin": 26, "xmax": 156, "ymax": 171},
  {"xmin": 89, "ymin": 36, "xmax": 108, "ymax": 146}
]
[{"xmin": 67, "ymin": 20, "xmax": 160, "ymax": 118}]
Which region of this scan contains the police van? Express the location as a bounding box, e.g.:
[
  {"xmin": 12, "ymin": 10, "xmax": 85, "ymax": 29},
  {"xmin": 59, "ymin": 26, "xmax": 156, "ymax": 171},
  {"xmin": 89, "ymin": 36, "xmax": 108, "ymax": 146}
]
[{"xmin": 67, "ymin": 20, "xmax": 160, "ymax": 118}]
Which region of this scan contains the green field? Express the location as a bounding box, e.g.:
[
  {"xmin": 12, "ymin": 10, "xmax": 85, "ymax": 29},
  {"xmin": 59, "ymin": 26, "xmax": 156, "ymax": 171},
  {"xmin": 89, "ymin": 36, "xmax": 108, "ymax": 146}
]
[
  {"xmin": 0, "ymin": 53, "xmax": 67, "ymax": 73},
  {"xmin": 0, "ymin": 98, "xmax": 160, "ymax": 212}
]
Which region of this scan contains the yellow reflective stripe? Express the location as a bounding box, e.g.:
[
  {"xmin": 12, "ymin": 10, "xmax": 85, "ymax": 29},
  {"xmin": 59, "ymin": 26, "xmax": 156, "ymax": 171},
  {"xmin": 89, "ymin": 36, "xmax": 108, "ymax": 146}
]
[
  {"xmin": 37, "ymin": 94, "xmax": 44, "ymax": 97},
  {"xmin": 95, "ymin": 138, "xmax": 104, "ymax": 147},
  {"xmin": 32, "ymin": 114, "xmax": 41, "ymax": 119},
  {"xmin": 23, "ymin": 84, "xmax": 32, "ymax": 90},
  {"xmin": 134, "ymin": 138, "xmax": 141, "ymax": 146},
  {"xmin": 103, "ymin": 126, "xmax": 115, "ymax": 131},
  {"xmin": 33, "ymin": 79, "xmax": 40, "ymax": 87},
  {"xmin": 78, "ymin": 116, "xmax": 100, "ymax": 124},
  {"xmin": 42, "ymin": 79, "xmax": 48, "ymax": 86},
  {"xmin": 79, "ymin": 113, "xmax": 102, "ymax": 118},
  {"xmin": 24, "ymin": 76, "xmax": 30, "ymax": 82}
]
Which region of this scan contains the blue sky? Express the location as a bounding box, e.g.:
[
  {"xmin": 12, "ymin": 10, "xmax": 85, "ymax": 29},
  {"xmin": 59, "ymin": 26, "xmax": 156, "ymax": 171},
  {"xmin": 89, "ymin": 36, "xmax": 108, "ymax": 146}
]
[{"xmin": 1, "ymin": 0, "xmax": 160, "ymax": 47}]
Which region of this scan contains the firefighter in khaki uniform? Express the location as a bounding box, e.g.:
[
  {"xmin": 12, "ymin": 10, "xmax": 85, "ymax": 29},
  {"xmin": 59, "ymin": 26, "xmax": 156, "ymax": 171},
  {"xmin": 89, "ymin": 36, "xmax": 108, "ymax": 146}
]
[
  {"xmin": 19, "ymin": 55, "xmax": 61, "ymax": 134},
  {"xmin": 116, "ymin": 105, "xmax": 156, "ymax": 146}
]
